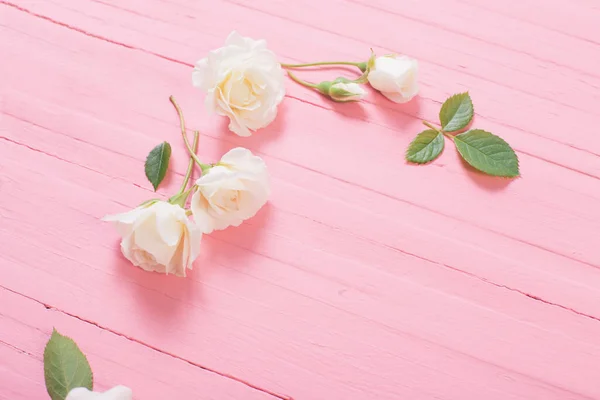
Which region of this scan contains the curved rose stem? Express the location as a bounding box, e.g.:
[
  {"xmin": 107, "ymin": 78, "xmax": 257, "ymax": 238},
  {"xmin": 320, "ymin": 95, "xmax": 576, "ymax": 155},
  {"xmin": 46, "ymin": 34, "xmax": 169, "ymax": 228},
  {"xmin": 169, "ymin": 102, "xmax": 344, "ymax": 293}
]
[
  {"xmin": 177, "ymin": 130, "xmax": 199, "ymax": 195},
  {"xmin": 286, "ymin": 71, "xmax": 319, "ymax": 89},
  {"xmin": 282, "ymin": 61, "xmax": 363, "ymax": 69},
  {"xmin": 169, "ymin": 96, "xmax": 212, "ymax": 170}
]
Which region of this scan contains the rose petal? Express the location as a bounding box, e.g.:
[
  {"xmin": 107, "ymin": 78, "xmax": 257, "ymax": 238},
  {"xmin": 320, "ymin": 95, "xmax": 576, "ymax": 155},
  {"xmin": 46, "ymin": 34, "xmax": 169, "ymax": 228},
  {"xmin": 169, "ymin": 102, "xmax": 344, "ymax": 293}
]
[
  {"xmin": 66, "ymin": 388, "xmax": 102, "ymax": 400},
  {"xmin": 102, "ymin": 386, "xmax": 133, "ymax": 400},
  {"xmin": 133, "ymin": 216, "xmax": 177, "ymax": 266},
  {"xmin": 192, "ymin": 31, "xmax": 284, "ymax": 136}
]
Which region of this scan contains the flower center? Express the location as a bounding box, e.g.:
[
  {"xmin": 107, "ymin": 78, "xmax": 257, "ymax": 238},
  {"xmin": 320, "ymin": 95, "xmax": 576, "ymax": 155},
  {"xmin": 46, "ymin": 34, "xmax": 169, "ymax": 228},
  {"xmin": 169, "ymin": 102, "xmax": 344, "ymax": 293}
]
[
  {"xmin": 230, "ymin": 77, "xmax": 259, "ymax": 110},
  {"xmin": 212, "ymin": 189, "xmax": 241, "ymax": 213}
]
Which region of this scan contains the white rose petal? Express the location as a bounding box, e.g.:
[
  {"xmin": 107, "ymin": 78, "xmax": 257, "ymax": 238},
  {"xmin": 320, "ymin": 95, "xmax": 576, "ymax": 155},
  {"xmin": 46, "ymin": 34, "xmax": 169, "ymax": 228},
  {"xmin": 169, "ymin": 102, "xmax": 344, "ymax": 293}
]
[
  {"xmin": 367, "ymin": 55, "xmax": 419, "ymax": 103},
  {"xmin": 191, "ymin": 148, "xmax": 270, "ymax": 233},
  {"xmin": 192, "ymin": 31, "xmax": 286, "ymax": 137},
  {"xmin": 103, "ymin": 201, "xmax": 202, "ymax": 277},
  {"xmin": 329, "ymin": 82, "xmax": 367, "ymax": 102},
  {"xmin": 66, "ymin": 386, "xmax": 133, "ymax": 400}
]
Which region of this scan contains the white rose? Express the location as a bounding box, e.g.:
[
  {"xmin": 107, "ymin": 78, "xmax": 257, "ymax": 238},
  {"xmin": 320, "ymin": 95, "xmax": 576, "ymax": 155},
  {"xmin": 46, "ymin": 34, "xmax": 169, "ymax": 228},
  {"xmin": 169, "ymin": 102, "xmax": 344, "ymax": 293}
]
[
  {"xmin": 367, "ymin": 55, "xmax": 419, "ymax": 103},
  {"xmin": 66, "ymin": 386, "xmax": 132, "ymax": 400},
  {"xmin": 103, "ymin": 201, "xmax": 202, "ymax": 277},
  {"xmin": 192, "ymin": 31, "xmax": 286, "ymax": 137},
  {"xmin": 191, "ymin": 148, "xmax": 270, "ymax": 233},
  {"xmin": 328, "ymin": 82, "xmax": 366, "ymax": 102}
]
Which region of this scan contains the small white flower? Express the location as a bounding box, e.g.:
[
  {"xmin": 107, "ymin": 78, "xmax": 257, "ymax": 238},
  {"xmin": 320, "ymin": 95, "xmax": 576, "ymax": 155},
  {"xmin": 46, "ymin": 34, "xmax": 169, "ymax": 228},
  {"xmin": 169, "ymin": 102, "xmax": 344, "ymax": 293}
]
[
  {"xmin": 191, "ymin": 148, "xmax": 270, "ymax": 233},
  {"xmin": 66, "ymin": 386, "xmax": 132, "ymax": 400},
  {"xmin": 328, "ymin": 82, "xmax": 367, "ymax": 102},
  {"xmin": 103, "ymin": 201, "xmax": 202, "ymax": 277},
  {"xmin": 367, "ymin": 55, "xmax": 419, "ymax": 103},
  {"xmin": 192, "ymin": 31, "xmax": 286, "ymax": 137}
]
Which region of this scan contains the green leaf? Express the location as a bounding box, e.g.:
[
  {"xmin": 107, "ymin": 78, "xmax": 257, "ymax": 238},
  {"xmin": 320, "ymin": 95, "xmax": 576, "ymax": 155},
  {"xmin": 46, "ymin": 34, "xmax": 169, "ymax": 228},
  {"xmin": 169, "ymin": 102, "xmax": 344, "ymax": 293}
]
[
  {"xmin": 145, "ymin": 141, "xmax": 171, "ymax": 191},
  {"xmin": 439, "ymin": 92, "xmax": 474, "ymax": 132},
  {"xmin": 454, "ymin": 129, "xmax": 519, "ymax": 177},
  {"xmin": 44, "ymin": 329, "xmax": 93, "ymax": 400},
  {"xmin": 405, "ymin": 129, "xmax": 445, "ymax": 164}
]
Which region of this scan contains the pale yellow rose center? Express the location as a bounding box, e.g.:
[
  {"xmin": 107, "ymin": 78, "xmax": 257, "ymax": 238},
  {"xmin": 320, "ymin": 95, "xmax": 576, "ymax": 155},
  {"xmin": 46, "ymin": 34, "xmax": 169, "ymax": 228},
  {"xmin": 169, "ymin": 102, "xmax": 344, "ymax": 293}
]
[
  {"xmin": 217, "ymin": 72, "xmax": 259, "ymax": 110},
  {"xmin": 212, "ymin": 189, "xmax": 241, "ymax": 213}
]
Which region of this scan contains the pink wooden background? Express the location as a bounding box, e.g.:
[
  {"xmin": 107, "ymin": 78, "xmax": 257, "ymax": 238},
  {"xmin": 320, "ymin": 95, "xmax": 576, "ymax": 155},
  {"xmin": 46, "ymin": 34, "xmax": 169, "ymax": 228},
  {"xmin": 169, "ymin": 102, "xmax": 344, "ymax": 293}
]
[{"xmin": 2, "ymin": 0, "xmax": 600, "ymax": 399}]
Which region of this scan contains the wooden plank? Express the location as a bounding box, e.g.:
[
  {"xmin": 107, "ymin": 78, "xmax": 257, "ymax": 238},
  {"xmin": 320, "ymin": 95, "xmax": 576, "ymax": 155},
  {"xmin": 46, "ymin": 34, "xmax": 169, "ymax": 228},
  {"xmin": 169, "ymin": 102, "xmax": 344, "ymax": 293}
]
[
  {"xmin": 2, "ymin": 6, "xmax": 600, "ymax": 276},
  {"xmin": 3, "ymin": 98, "xmax": 600, "ymax": 320},
  {"xmin": 7, "ymin": 0, "xmax": 600, "ymax": 173},
  {"xmin": 2, "ymin": 127, "xmax": 600, "ymax": 398},
  {"xmin": 0, "ymin": 287, "xmax": 279, "ymax": 400},
  {"xmin": 455, "ymin": 0, "xmax": 600, "ymax": 43},
  {"xmin": 0, "ymin": 345, "xmax": 47, "ymax": 400},
  {"xmin": 1, "ymin": 0, "xmax": 600, "ymax": 399}
]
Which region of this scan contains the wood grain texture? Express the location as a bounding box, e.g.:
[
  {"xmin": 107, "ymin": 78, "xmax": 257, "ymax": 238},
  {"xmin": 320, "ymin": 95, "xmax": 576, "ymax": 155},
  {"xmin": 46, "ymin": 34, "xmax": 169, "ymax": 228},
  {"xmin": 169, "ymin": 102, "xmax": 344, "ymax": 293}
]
[
  {"xmin": 1, "ymin": 0, "xmax": 599, "ymax": 399},
  {"xmin": 0, "ymin": 287, "xmax": 277, "ymax": 400}
]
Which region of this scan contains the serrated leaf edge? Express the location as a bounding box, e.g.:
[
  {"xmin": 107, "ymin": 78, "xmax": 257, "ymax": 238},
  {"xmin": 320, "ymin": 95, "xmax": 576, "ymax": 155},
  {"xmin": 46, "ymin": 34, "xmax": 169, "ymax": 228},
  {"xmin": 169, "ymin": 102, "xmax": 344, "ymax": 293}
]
[
  {"xmin": 405, "ymin": 130, "xmax": 445, "ymax": 164},
  {"xmin": 454, "ymin": 129, "xmax": 520, "ymax": 177},
  {"xmin": 440, "ymin": 92, "xmax": 474, "ymax": 133},
  {"xmin": 44, "ymin": 328, "xmax": 94, "ymax": 400}
]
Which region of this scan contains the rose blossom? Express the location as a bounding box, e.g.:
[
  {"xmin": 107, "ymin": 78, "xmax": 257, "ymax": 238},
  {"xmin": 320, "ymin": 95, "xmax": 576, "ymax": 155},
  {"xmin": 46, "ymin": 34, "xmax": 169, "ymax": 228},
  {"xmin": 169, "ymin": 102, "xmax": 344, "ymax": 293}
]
[
  {"xmin": 191, "ymin": 148, "xmax": 270, "ymax": 233},
  {"xmin": 103, "ymin": 201, "xmax": 202, "ymax": 277},
  {"xmin": 192, "ymin": 31, "xmax": 285, "ymax": 137},
  {"xmin": 66, "ymin": 386, "xmax": 132, "ymax": 400},
  {"xmin": 367, "ymin": 55, "xmax": 419, "ymax": 103},
  {"xmin": 328, "ymin": 82, "xmax": 367, "ymax": 102}
]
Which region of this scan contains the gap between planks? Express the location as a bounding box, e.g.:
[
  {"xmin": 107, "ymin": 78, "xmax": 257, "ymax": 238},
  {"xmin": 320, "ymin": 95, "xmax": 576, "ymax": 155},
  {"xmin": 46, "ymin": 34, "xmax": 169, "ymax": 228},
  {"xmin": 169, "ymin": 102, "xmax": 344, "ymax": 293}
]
[
  {"xmin": 2, "ymin": 132, "xmax": 600, "ymax": 326},
  {"xmin": 0, "ymin": 284, "xmax": 293, "ymax": 400},
  {"xmin": 4, "ymin": 95, "xmax": 599, "ymax": 272},
  {"xmin": 4, "ymin": 0, "xmax": 600, "ymax": 177},
  {"xmin": 3, "ymin": 0, "xmax": 600, "ymax": 342}
]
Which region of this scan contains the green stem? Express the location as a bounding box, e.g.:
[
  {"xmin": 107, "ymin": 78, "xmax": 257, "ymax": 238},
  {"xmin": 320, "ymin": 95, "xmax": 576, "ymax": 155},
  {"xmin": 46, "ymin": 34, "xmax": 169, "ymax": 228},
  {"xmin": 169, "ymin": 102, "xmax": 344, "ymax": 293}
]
[
  {"xmin": 423, "ymin": 121, "xmax": 440, "ymax": 131},
  {"xmin": 352, "ymin": 68, "xmax": 371, "ymax": 84},
  {"xmin": 287, "ymin": 71, "xmax": 319, "ymax": 89},
  {"xmin": 168, "ymin": 188, "xmax": 192, "ymax": 208},
  {"xmin": 169, "ymin": 96, "xmax": 212, "ymax": 170},
  {"xmin": 443, "ymin": 132, "xmax": 456, "ymax": 140},
  {"xmin": 282, "ymin": 61, "xmax": 362, "ymax": 69},
  {"xmin": 177, "ymin": 131, "xmax": 199, "ymax": 195},
  {"xmin": 423, "ymin": 120, "xmax": 454, "ymax": 140}
]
